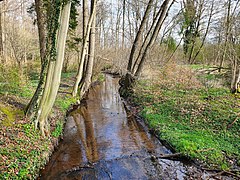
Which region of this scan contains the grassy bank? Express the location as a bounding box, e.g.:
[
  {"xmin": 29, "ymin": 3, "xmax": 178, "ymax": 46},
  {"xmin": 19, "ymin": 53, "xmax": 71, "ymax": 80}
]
[
  {"xmin": 0, "ymin": 66, "xmax": 77, "ymax": 179},
  {"xmin": 131, "ymin": 64, "xmax": 240, "ymax": 170}
]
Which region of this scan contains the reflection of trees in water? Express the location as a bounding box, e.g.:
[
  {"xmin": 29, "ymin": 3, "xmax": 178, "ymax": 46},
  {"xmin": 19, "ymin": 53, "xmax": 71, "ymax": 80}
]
[
  {"xmin": 71, "ymin": 105, "xmax": 99, "ymax": 163},
  {"xmin": 80, "ymin": 106, "xmax": 99, "ymax": 162},
  {"xmin": 121, "ymin": 115, "xmax": 155, "ymax": 153}
]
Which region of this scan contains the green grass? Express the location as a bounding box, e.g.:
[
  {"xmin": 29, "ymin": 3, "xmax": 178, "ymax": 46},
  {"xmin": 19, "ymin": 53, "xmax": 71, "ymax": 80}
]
[
  {"xmin": 133, "ymin": 80, "xmax": 240, "ymax": 170},
  {"xmin": 55, "ymin": 95, "xmax": 77, "ymax": 112},
  {"xmin": 52, "ymin": 120, "xmax": 64, "ymax": 137}
]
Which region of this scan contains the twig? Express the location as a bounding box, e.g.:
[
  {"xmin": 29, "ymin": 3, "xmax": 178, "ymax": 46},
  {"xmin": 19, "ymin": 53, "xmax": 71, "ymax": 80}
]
[
  {"xmin": 202, "ymin": 168, "xmax": 240, "ymax": 179},
  {"xmin": 227, "ymin": 116, "xmax": 239, "ymax": 129},
  {"xmin": 148, "ymin": 153, "xmax": 183, "ymax": 161},
  {"xmin": 157, "ymin": 152, "xmax": 182, "ymax": 158}
]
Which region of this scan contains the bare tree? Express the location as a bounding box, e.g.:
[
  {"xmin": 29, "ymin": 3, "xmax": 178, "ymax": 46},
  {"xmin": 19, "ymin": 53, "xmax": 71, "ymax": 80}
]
[{"xmin": 72, "ymin": 0, "xmax": 97, "ymax": 97}]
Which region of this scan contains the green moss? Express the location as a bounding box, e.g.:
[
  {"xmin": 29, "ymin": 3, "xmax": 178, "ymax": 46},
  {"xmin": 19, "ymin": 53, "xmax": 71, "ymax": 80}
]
[
  {"xmin": 0, "ymin": 106, "xmax": 15, "ymax": 126},
  {"xmin": 97, "ymin": 73, "xmax": 105, "ymax": 82}
]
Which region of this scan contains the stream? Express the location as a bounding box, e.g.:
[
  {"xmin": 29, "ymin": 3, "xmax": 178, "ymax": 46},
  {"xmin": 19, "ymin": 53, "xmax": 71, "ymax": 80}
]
[{"xmin": 39, "ymin": 74, "xmax": 205, "ymax": 179}]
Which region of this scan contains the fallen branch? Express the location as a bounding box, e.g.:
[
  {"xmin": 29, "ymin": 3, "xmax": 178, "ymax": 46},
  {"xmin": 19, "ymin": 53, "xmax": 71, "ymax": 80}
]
[
  {"xmin": 202, "ymin": 168, "xmax": 240, "ymax": 179},
  {"xmin": 149, "ymin": 153, "xmax": 183, "ymax": 161},
  {"xmin": 227, "ymin": 116, "xmax": 239, "ymax": 129}
]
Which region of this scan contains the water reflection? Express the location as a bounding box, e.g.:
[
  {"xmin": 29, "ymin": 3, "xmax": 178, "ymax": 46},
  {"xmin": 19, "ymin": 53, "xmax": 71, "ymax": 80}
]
[{"xmin": 40, "ymin": 74, "xmax": 175, "ymax": 179}]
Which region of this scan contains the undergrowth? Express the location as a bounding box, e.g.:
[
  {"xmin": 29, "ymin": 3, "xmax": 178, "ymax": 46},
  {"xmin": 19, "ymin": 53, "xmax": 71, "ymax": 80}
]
[
  {"xmin": 132, "ymin": 64, "xmax": 240, "ymax": 170},
  {"xmin": 0, "ymin": 66, "xmax": 77, "ymax": 179}
]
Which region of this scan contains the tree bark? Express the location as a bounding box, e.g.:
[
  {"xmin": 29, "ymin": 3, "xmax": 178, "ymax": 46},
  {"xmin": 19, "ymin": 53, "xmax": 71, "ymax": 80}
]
[
  {"xmin": 135, "ymin": 0, "xmax": 174, "ymax": 77},
  {"xmin": 35, "ymin": 0, "xmax": 46, "ymax": 65},
  {"xmin": 80, "ymin": 0, "xmax": 96, "ymax": 96},
  {"xmin": 219, "ymin": 0, "xmax": 231, "ymax": 71},
  {"xmin": 36, "ymin": 1, "xmax": 71, "ymax": 136},
  {"xmin": 190, "ymin": 0, "xmax": 214, "ymax": 64},
  {"xmin": 25, "ymin": 0, "xmax": 48, "ymax": 117},
  {"xmin": 72, "ymin": 0, "xmax": 97, "ymax": 97},
  {"xmin": 0, "ymin": 3, "xmax": 4, "ymax": 63},
  {"xmin": 127, "ymin": 0, "xmax": 154, "ymax": 72}
]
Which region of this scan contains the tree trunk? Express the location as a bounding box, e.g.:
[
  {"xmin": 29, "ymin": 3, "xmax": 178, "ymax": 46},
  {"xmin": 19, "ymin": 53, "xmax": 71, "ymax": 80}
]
[
  {"xmin": 231, "ymin": 59, "xmax": 240, "ymax": 93},
  {"xmin": 127, "ymin": 0, "xmax": 154, "ymax": 72},
  {"xmin": 0, "ymin": 3, "xmax": 4, "ymax": 63},
  {"xmin": 190, "ymin": 0, "xmax": 214, "ymax": 64},
  {"xmin": 25, "ymin": 0, "xmax": 48, "ymax": 117},
  {"xmin": 35, "ymin": 1, "xmax": 71, "ymax": 136},
  {"xmin": 135, "ymin": 0, "xmax": 173, "ymax": 77},
  {"xmin": 72, "ymin": 0, "xmax": 97, "ymax": 97},
  {"xmin": 35, "ymin": 0, "xmax": 46, "ymax": 65},
  {"xmin": 122, "ymin": 0, "xmax": 126, "ymax": 48},
  {"xmin": 219, "ymin": 0, "xmax": 231, "ymax": 72},
  {"xmin": 80, "ymin": 0, "xmax": 96, "ymax": 95}
]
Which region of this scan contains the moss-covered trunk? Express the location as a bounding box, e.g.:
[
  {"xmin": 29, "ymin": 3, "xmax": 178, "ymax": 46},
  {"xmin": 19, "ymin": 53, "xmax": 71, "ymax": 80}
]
[{"xmin": 35, "ymin": 1, "xmax": 71, "ymax": 135}]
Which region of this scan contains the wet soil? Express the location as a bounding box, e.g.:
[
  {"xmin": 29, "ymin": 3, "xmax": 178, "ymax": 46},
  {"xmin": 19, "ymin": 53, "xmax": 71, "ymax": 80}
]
[{"xmin": 39, "ymin": 75, "xmax": 208, "ymax": 180}]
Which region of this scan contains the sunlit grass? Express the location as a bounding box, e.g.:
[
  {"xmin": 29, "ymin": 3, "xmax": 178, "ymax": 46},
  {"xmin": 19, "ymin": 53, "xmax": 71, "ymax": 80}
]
[{"xmin": 132, "ymin": 65, "xmax": 240, "ymax": 170}]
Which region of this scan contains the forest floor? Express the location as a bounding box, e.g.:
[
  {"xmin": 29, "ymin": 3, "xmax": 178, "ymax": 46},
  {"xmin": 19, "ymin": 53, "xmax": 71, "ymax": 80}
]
[
  {"xmin": 0, "ymin": 67, "xmax": 80, "ymax": 179},
  {"xmin": 0, "ymin": 63, "xmax": 239, "ymax": 179},
  {"xmin": 128, "ymin": 63, "xmax": 240, "ymax": 177}
]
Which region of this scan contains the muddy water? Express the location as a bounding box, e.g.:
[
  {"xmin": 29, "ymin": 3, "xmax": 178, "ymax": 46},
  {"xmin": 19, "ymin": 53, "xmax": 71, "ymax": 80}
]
[{"xmin": 39, "ymin": 75, "xmax": 202, "ymax": 180}]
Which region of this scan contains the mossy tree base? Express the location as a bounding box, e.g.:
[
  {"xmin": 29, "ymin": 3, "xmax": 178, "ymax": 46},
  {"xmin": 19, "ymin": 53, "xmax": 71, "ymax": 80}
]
[{"xmin": 119, "ymin": 73, "xmax": 135, "ymax": 97}]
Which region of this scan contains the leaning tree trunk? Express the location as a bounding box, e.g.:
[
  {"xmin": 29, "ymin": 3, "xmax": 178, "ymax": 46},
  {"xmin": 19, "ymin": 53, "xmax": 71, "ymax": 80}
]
[
  {"xmin": 134, "ymin": 0, "xmax": 173, "ymax": 77},
  {"xmin": 35, "ymin": 1, "xmax": 71, "ymax": 136},
  {"xmin": 80, "ymin": 0, "xmax": 96, "ymax": 96},
  {"xmin": 72, "ymin": 0, "xmax": 97, "ymax": 97},
  {"xmin": 120, "ymin": 0, "xmax": 174, "ymax": 97},
  {"xmin": 127, "ymin": 0, "xmax": 154, "ymax": 72}
]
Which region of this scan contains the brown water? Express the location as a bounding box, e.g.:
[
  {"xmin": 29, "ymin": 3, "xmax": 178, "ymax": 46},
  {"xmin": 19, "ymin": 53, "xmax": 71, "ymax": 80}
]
[{"xmin": 39, "ymin": 75, "xmax": 205, "ymax": 180}]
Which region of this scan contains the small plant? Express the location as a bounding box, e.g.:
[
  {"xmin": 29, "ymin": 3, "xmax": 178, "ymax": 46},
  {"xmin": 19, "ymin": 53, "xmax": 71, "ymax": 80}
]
[{"xmin": 52, "ymin": 120, "xmax": 63, "ymax": 137}]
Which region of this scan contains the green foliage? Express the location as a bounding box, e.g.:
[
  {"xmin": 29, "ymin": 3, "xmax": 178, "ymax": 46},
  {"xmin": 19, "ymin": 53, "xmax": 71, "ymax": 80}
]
[
  {"xmin": 0, "ymin": 65, "xmax": 25, "ymax": 95},
  {"xmin": 162, "ymin": 36, "xmax": 177, "ymax": 52},
  {"xmin": 97, "ymin": 73, "xmax": 106, "ymax": 82},
  {"xmin": 132, "ymin": 65, "xmax": 240, "ymax": 170},
  {"xmin": 0, "ymin": 123, "xmax": 51, "ymax": 179},
  {"xmin": 52, "ymin": 120, "xmax": 64, "ymax": 137},
  {"xmin": 55, "ymin": 95, "xmax": 77, "ymax": 112}
]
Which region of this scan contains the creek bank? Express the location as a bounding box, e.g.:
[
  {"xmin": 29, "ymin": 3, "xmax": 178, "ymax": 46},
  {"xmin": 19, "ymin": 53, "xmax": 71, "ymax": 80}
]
[
  {"xmin": 120, "ymin": 65, "xmax": 240, "ymax": 178},
  {"xmin": 39, "ymin": 74, "xmax": 226, "ymax": 179},
  {"xmin": 0, "ymin": 72, "xmax": 104, "ymax": 179}
]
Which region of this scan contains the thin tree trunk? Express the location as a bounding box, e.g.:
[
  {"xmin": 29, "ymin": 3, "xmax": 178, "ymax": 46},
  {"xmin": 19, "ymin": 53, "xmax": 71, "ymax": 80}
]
[
  {"xmin": 72, "ymin": 0, "xmax": 97, "ymax": 97},
  {"xmin": 132, "ymin": 5, "xmax": 163, "ymax": 73},
  {"xmin": 35, "ymin": 0, "xmax": 46, "ymax": 65},
  {"xmin": 191, "ymin": 0, "xmax": 214, "ymax": 64},
  {"xmin": 219, "ymin": 0, "xmax": 231, "ymax": 71},
  {"xmin": 80, "ymin": 0, "xmax": 96, "ymax": 95},
  {"xmin": 122, "ymin": 0, "xmax": 126, "ymax": 48},
  {"xmin": 25, "ymin": 0, "xmax": 47, "ymax": 117},
  {"xmin": 0, "ymin": 3, "xmax": 4, "ymax": 63},
  {"xmin": 135, "ymin": 0, "xmax": 173, "ymax": 77},
  {"xmin": 187, "ymin": 0, "xmax": 204, "ymax": 64},
  {"xmin": 127, "ymin": 0, "xmax": 154, "ymax": 72},
  {"xmin": 231, "ymin": 58, "xmax": 240, "ymax": 93}
]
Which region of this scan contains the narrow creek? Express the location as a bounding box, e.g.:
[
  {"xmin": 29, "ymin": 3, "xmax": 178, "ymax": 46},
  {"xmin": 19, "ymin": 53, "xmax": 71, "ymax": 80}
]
[{"xmin": 39, "ymin": 74, "xmax": 203, "ymax": 179}]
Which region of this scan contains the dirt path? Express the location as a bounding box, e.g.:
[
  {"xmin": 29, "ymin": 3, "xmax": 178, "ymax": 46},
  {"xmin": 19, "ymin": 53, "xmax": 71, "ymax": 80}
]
[{"xmin": 39, "ymin": 75, "xmax": 213, "ymax": 179}]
